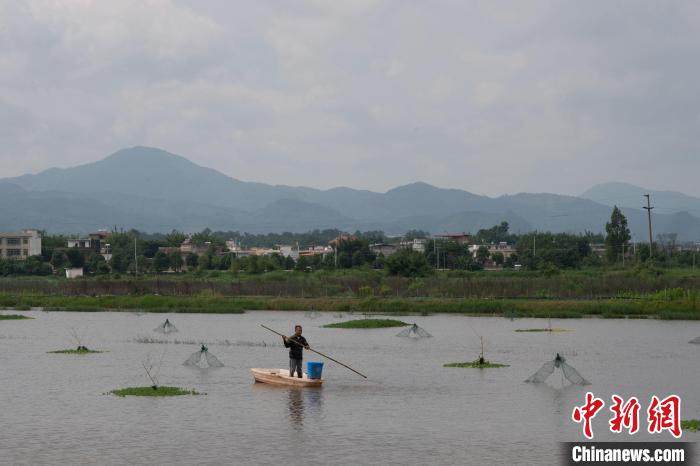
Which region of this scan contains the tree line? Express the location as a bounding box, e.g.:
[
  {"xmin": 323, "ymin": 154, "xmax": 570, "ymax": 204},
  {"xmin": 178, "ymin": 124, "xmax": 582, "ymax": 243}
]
[{"xmin": 0, "ymin": 207, "xmax": 697, "ymax": 278}]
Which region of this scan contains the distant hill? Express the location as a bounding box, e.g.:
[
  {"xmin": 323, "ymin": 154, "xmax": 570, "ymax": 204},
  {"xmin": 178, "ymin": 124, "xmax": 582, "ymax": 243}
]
[
  {"xmin": 4, "ymin": 146, "xmax": 295, "ymax": 210},
  {"xmin": 581, "ymin": 182, "xmax": 700, "ymax": 218},
  {"xmin": 2, "ymin": 146, "xmax": 699, "ymax": 240}
]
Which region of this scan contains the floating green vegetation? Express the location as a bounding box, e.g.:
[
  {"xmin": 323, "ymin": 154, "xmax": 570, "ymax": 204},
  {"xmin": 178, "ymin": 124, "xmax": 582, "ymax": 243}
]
[
  {"xmin": 444, "ymin": 360, "xmax": 509, "ymax": 369},
  {"xmin": 323, "ymin": 319, "xmax": 409, "ymax": 329},
  {"xmin": 111, "ymin": 386, "xmax": 202, "ymax": 397},
  {"xmin": 514, "ymin": 328, "xmax": 571, "ymax": 333},
  {"xmin": 48, "ymin": 347, "xmax": 104, "ymax": 354},
  {"xmin": 0, "ymin": 314, "xmax": 32, "ymax": 320},
  {"xmin": 682, "ymin": 420, "xmax": 699, "ymax": 432}
]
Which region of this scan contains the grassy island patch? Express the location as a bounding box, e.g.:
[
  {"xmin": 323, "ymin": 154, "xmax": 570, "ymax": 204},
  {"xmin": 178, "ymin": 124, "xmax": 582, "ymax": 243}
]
[
  {"xmin": 514, "ymin": 328, "xmax": 571, "ymax": 333},
  {"xmin": 0, "ymin": 314, "xmax": 32, "ymax": 320},
  {"xmin": 48, "ymin": 348, "xmax": 104, "ymax": 354},
  {"xmin": 444, "ymin": 360, "xmax": 509, "ymax": 369},
  {"xmin": 323, "ymin": 319, "xmax": 409, "ymax": 329},
  {"xmin": 111, "ymin": 386, "xmax": 202, "ymax": 397},
  {"xmin": 682, "ymin": 420, "xmax": 699, "ymax": 432}
]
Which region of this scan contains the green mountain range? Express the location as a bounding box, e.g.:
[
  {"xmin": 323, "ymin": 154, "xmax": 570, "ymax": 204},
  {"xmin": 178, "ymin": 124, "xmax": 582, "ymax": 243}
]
[{"xmin": 2, "ymin": 146, "xmax": 699, "ymax": 240}]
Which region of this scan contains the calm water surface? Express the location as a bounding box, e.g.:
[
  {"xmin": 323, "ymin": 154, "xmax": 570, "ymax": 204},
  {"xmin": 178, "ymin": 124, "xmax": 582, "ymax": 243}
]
[{"xmin": 1, "ymin": 310, "xmax": 699, "ymax": 465}]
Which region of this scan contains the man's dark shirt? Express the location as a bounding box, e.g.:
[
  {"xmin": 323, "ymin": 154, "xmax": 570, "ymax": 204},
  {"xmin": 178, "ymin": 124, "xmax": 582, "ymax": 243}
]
[{"xmin": 284, "ymin": 335, "xmax": 308, "ymax": 360}]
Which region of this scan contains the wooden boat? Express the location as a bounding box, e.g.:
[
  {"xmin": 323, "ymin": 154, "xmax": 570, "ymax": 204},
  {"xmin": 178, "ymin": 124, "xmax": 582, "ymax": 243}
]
[{"xmin": 250, "ymin": 368, "xmax": 323, "ymax": 387}]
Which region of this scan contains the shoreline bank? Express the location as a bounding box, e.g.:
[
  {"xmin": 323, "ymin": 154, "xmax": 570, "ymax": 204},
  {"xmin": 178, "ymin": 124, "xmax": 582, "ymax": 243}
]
[{"xmin": 2, "ymin": 293, "xmax": 698, "ymax": 320}]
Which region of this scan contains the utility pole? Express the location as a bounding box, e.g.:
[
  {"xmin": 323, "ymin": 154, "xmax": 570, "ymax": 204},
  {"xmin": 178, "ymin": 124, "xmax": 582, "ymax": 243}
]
[
  {"xmin": 643, "ymin": 194, "xmax": 654, "ymax": 255},
  {"xmin": 134, "ymin": 237, "xmax": 138, "ymax": 276},
  {"xmin": 434, "ymin": 239, "xmax": 438, "ymax": 270},
  {"xmin": 622, "ymin": 243, "xmax": 625, "ymax": 267},
  {"xmin": 533, "ymin": 235, "xmax": 536, "ymax": 257}
]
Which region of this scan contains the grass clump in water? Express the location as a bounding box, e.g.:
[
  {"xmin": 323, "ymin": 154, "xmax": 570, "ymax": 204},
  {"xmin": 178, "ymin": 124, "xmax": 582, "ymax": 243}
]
[
  {"xmin": 48, "ymin": 347, "xmax": 104, "ymax": 354},
  {"xmin": 323, "ymin": 319, "xmax": 409, "ymax": 329},
  {"xmin": 0, "ymin": 314, "xmax": 32, "ymax": 320},
  {"xmin": 444, "ymin": 360, "xmax": 509, "ymax": 369},
  {"xmin": 111, "ymin": 386, "xmax": 202, "ymax": 397},
  {"xmin": 682, "ymin": 420, "xmax": 699, "ymax": 432},
  {"xmin": 514, "ymin": 328, "xmax": 571, "ymax": 333}
]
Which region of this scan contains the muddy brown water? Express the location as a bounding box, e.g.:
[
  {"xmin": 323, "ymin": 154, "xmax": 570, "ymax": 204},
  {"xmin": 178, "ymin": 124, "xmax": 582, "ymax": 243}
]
[{"xmin": 1, "ymin": 310, "xmax": 698, "ymax": 465}]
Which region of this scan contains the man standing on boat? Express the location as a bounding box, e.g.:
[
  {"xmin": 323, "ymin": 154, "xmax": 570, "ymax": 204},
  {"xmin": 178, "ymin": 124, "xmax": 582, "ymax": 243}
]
[{"xmin": 283, "ymin": 325, "xmax": 309, "ymax": 378}]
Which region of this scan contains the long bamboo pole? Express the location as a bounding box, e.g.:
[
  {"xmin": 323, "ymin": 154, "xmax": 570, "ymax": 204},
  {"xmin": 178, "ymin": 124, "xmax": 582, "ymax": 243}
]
[{"xmin": 261, "ymin": 324, "xmax": 367, "ymax": 379}]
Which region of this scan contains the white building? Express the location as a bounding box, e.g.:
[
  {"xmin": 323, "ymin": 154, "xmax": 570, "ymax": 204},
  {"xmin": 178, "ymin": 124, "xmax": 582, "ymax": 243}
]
[
  {"xmin": 250, "ymin": 247, "xmax": 278, "ymax": 256},
  {"xmin": 67, "ymin": 238, "xmax": 91, "ymax": 248},
  {"xmin": 299, "ymin": 246, "xmax": 333, "ymax": 258},
  {"xmin": 398, "ymin": 238, "xmax": 426, "ymax": 253},
  {"xmin": 411, "ymin": 238, "xmax": 426, "ymax": 253},
  {"xmin": 226, "ymin": 239, "xmax": 240, "ymax": 252},
  {"xmin": 279, "ymin": 245, "xmax": 300, "ymax": 260},
  {"xmin": 0, "ymin": 229, "xmax": 42, "ymax": 259},
  {"xmin": 66, "ymin": 231, "xmax": 111, "ymax": 254},
  {"xmin": 468, "ymin": 242, "xmax": 516, "ymax": 259},
  {"xmin": 65, "ymin": 267, "xmax": 84, "ymax": 279}
]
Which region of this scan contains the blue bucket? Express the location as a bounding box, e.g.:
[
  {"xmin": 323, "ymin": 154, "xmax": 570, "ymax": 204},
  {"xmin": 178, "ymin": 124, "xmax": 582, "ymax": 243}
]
[{"xmin": 307, "ymin": 361, "xmax": 324, "ymax": 379}]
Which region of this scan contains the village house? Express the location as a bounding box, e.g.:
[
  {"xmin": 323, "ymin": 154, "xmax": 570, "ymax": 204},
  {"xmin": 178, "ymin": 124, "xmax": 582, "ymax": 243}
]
[
  {"xmin": 370, "ymin": 243, "xmax": 397, "ymax": 256},
  {"xmin": 65, "ymin": 267, "xmax": 84, "ymax": 279},
  {"xmin": 228, "ymin": 247, "xmax": 280, "ymax": 258},
  {"xmin": 434, "ymin": 233, "xmax": 473, "ymax": 244},
  {"xmin": 179, "ymin": 238, "xmax": 213, "ymax": 255},
  {"xmin": 279, "ymin": 245, "xmax": 300, "ymax": 260},
  {"xmin": 299, "ymin": 246, "xmax": 333, "ymax": 258},
  {"xmin": 399, "ymin": 238, "xmax": 427, "ymax": 253},
  {"xmin": 468, "ymin": 242, "xmax": 516, "ymax": 259},
  {"xmin": 328, "ymin": 235, "xmax": 357, "ymax": 247},
  {"xmin": 0, "ymin": 229, "xmax": 42, "ymax": 259},
  {"xmin": 250, "ymin": 247, "xmax": 278, "ymax": 256},
  {"xmin": 66, "ymin": 230, "xmax": 111, "ymax": 255},
  {"xmin": 225, "ymin": 239, "xmax": 240, "ymax": 252}
]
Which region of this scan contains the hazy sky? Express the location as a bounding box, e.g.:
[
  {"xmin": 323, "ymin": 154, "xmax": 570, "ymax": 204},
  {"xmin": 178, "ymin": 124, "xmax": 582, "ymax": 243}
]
[{"xmin": 1, "ymin": 0, "xmax": 699, "ymax": 196}]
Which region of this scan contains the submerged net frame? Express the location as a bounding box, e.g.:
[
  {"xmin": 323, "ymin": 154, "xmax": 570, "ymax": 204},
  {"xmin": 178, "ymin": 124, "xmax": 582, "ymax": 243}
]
[
  {"xmin": 396, "ymin": 323, "xmax": 432, "ymax": 338},
  {"xmin": 525, "ymin": 354, "xmax": 589, "ymax": 385},
  {"xmin": 154, "ymin": 319, "xmax": 178, "ymax": 334},
  {"xmin": 183, "ymin": 345, "xmax": 224, "ymax": 368}
]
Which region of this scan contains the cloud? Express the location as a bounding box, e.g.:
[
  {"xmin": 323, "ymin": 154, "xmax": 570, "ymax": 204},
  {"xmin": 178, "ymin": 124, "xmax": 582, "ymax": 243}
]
[
  {"xmin": 28, "ymin": 0, "xmax": 220, "ymax": 59},
  {"xmin": 0, "ymin": 0, "xmax": 699, "ymax": 196}
]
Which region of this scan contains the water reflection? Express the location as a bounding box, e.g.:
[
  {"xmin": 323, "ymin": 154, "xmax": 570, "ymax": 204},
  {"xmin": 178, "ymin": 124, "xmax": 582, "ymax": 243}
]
[
  {"xmin": 288, "ymin": 389, "xmax": 304, "ymax": 427},
  {"xmin": 287, "ymin": 388, "xmax": 323, "ymax": 429}
]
